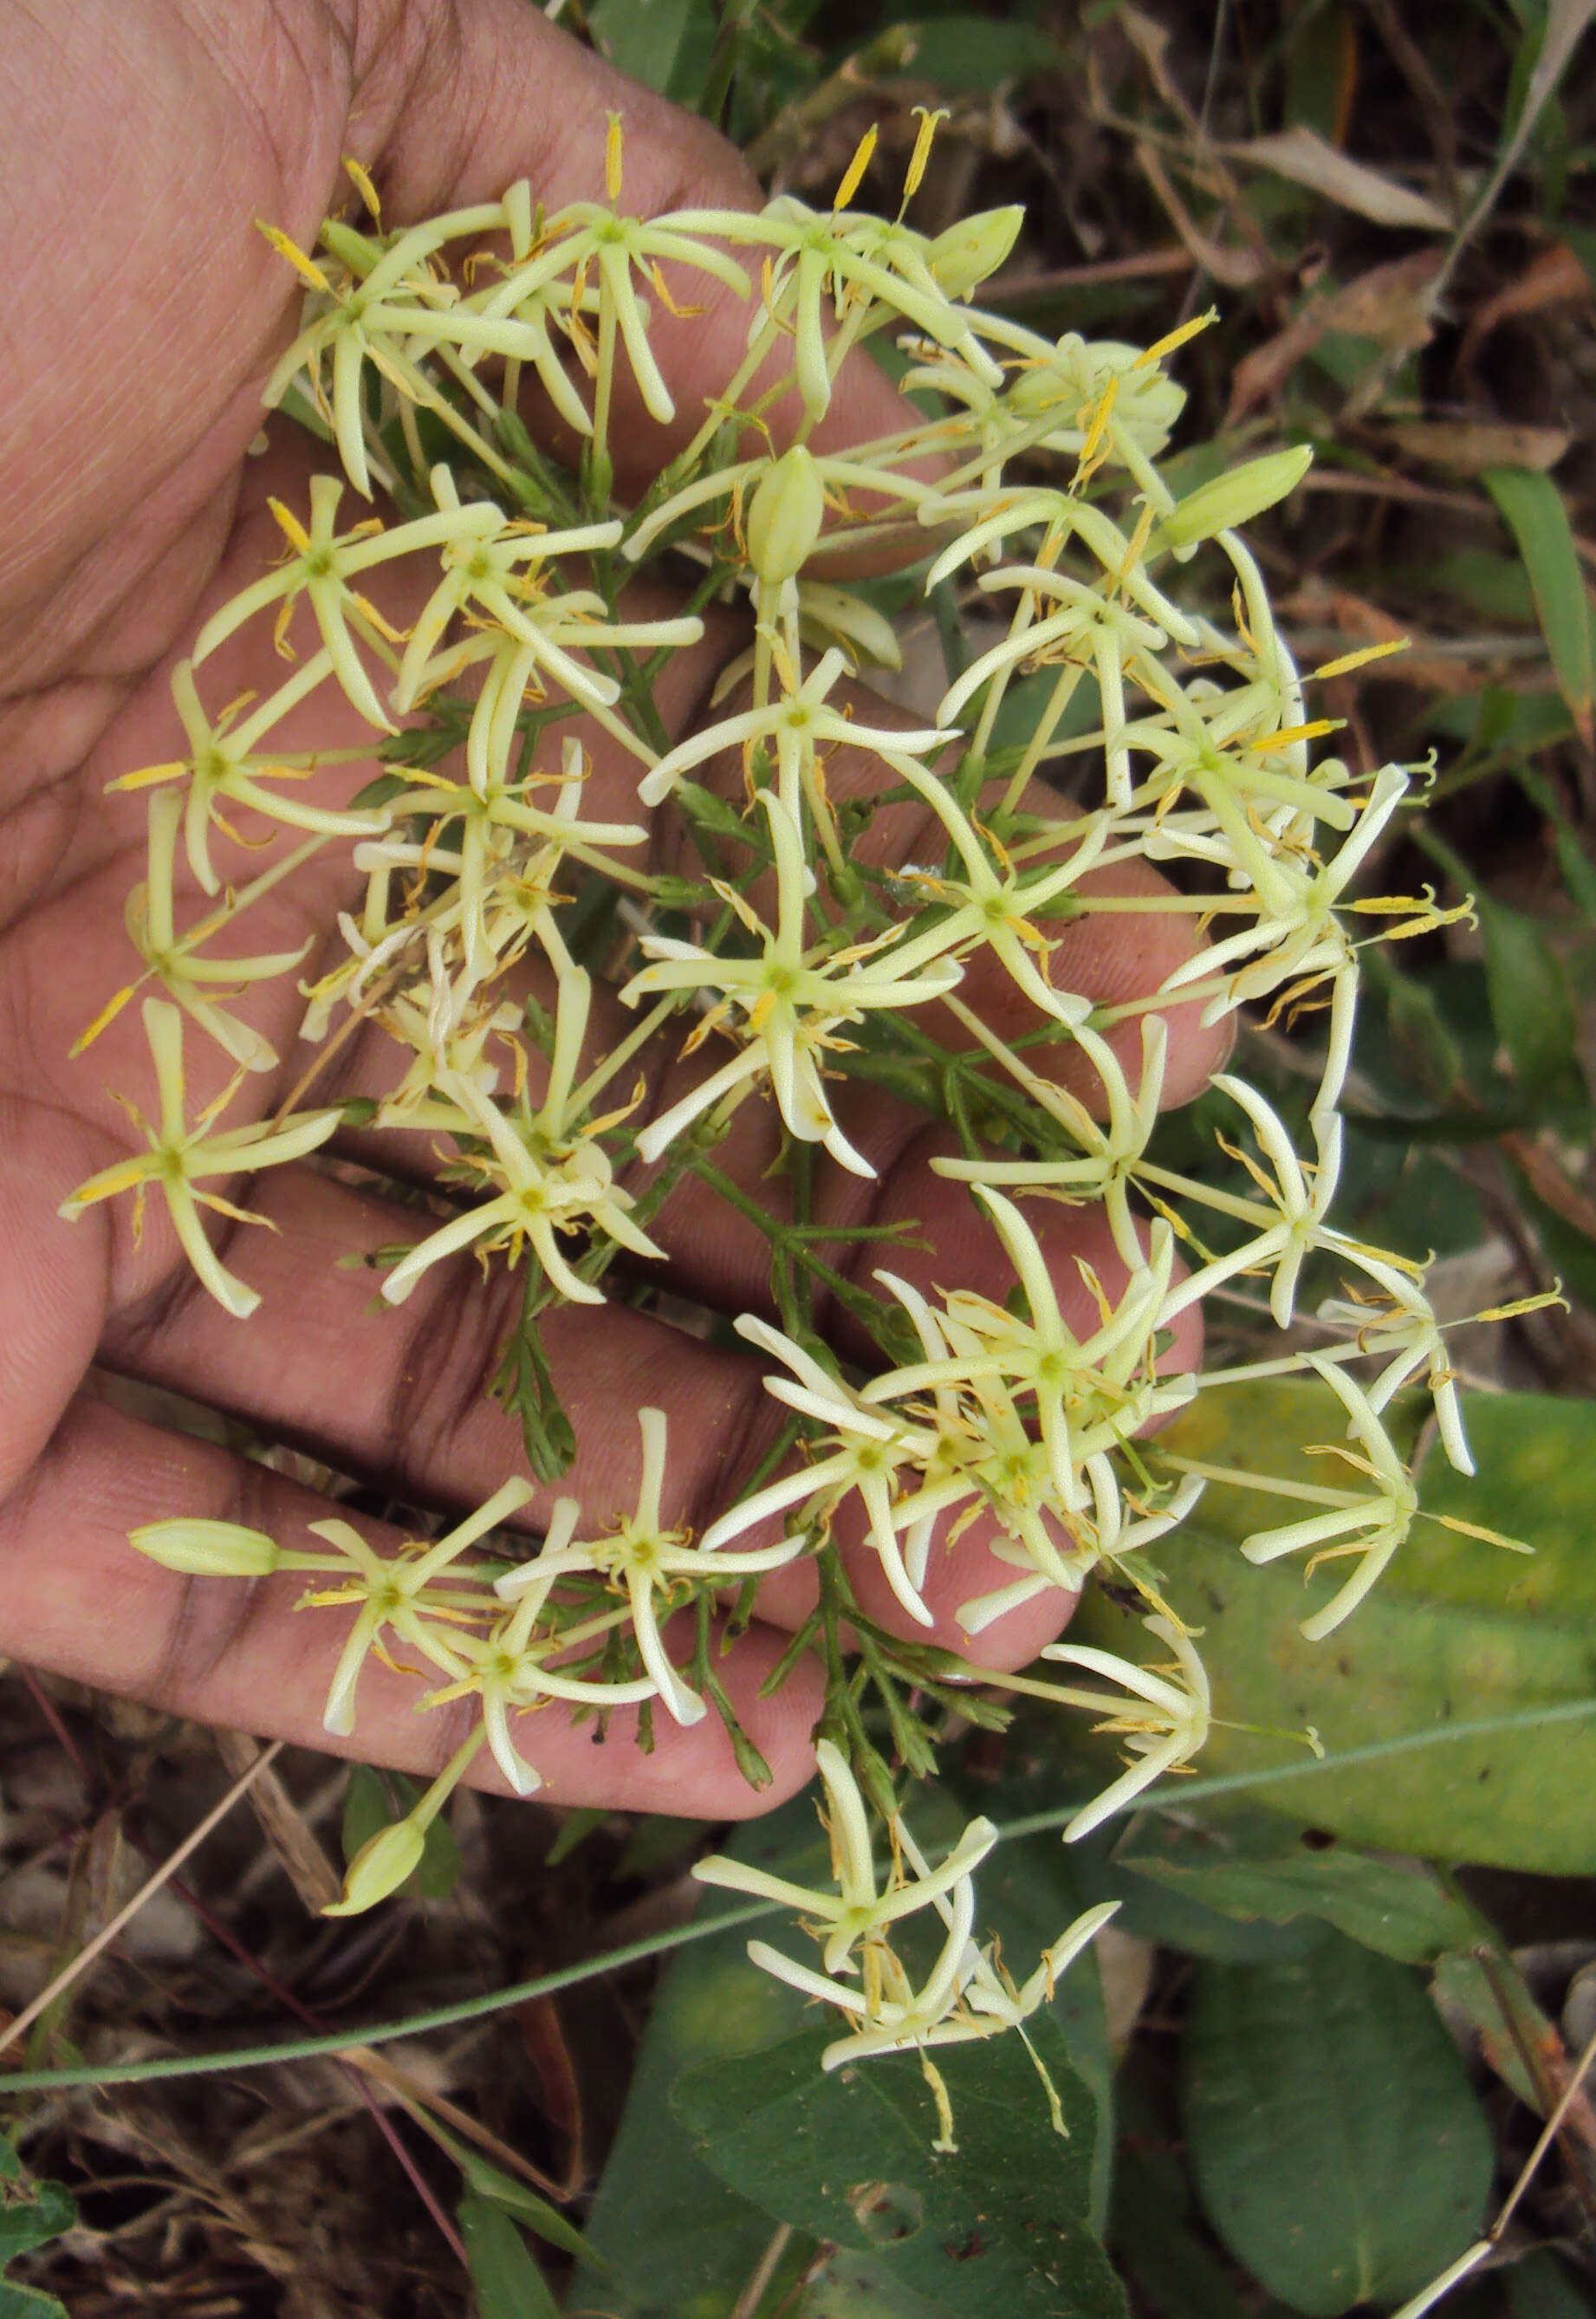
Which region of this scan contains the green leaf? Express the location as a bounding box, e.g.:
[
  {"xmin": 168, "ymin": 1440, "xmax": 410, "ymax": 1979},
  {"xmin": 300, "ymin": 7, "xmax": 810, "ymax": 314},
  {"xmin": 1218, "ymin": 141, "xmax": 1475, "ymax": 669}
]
[
  {"xmin": 1181, "ymin": 1933, "xmax": 1494, "ymax": 2314},
  {"xmin": 341, "ymin": 1765, "xmax": 461, "ymax": 1900},
  {"xmin": 1108, "ymin": 2072, "xmax": 1267, "ymax": 2319},
  {"xmin": 1475, "ymin": 889, "xmax": 1584, "ymax": 1106},
  {"xmin": 0, "ymin": 2286, "xmax": 71, "ymax": 2319},
  {"xmin": 575, "ymin": 1796, "xmax": 833, "ymax": 2316},
  {"xmin": 589, "ymin": 0, "xmax": 718, "ymax": 104},
  {"xmin": 1380, "ymin": 968, "xmax": 1466, "ymax": 1108},
  {"xmin": 1074, "ymin": 1381, "xmax": 1596, "ymax": 1872},
  {"xmin": 673, "ymin": 2024, "xmax": 1126, "ymax": 2319},
  {"xmin": 792, "ymin": 2247, "xmax": 942, "ymax": 2315},
  {"xmin": 0, "ymin": 2174, "xmax": 75, "ymax": 2317},
  {"xmin": 0, "ymin": 2186, "xmax": 74, "ymax": 2270},
  {"xmin": 581, "ymin": 1783, "xmax": 1118, "ymax": 2313},
  {"xmin": 882, "ymin": 16, "xmax": 1060, "ymax": 94},
  {"xmin": 1506, "ymin": 2247, "xmax": 1596, "ymax": 2316},
  {"xmin": 405, "ymin": 2108, "xmax": 590, "ymax": 2263},
  {"xmin": 1115, "ymin": 1816, "xmax": 1487, "ymax": 1964},
  {"xmin": 457, "ymin": 2192, "xmax": 560, "ymax": 2319},
  {"xmin": 1482, "ymin": 465, "xmax": 1594, "ymax": 745},
  {"xmin": 1431, "ymin": 1948, "xmax": 1567, "ymax": 2120}
]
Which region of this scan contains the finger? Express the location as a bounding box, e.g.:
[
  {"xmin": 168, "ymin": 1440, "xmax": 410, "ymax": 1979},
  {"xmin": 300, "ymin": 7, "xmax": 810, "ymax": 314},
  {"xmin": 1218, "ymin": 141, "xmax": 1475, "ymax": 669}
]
[
  {"xmin": 347, "ymin": 1, "xmax": 912, "ymax": 479},
  {"xmin": 649, "ymin": 668, "xmax": 1236, "ymax": 1106},
  {"xmin": 94, "ymin": 1160, "xmax": 1078, "ymax": 1673},
  {"xmin": 9, "ymin": 3, "xmax": 902, "ymax": 711},
  {"xmin": 4, "ymin": 1389, "xmax": 823, "ymax": 1816}
]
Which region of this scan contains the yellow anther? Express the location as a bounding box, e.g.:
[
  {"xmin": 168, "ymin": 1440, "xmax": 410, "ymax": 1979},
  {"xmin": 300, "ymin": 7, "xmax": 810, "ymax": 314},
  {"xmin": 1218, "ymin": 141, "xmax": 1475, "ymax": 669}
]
[
  {"xmin": 1313, "ymin": 637, "xmax": 1411, "ymax": 680},
  {"xmin": 256, "ymin": 223, "xmax": 330, "ymax": 294},
  {"xmin": 833, "ymin": 125, "xmax": 879, "ymax": 213},
  {"xmin": 1132, "ymin": 309, "xmax": 1218, "ymax": 368},
  {"xmin": 342, "ymin": 155, "xmax": 381, "ymax": 224},
  {"xmin": 903, "ymin": 107, "xmax": 949, "ymax": 204}
]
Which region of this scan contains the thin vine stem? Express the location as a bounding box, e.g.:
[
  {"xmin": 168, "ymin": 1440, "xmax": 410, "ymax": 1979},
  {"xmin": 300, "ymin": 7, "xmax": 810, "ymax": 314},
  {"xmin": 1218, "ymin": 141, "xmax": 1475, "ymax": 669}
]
[{"xmin": 6, "ymin": 1695, "xmax": 1593, "ymax": 2099}]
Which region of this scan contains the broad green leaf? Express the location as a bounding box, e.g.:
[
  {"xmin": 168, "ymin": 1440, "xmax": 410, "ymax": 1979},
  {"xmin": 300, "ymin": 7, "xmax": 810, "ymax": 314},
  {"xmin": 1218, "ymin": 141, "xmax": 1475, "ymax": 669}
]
[
  {"xmin": 1115, "ymin": 1816, "xmax": 1486, "ymax": 1964},
  {"xmin": 0, "ymin": 2138, "xmax": 17, "ymax": 2185},
  {"xmin": 1109, "ymin": 2074, "xmax": 1284, "ymax": 2319},
  {"xmin": 794, "ymin": 2248, "xmax": 941, "ymax": 2315},
  {"xmin": 673, "ymin": 2024, "xmax": 1126, "ymax": 2319},
  {"xmin": 1074, "ymin": 1382, "xmax": 1596, "ymax": 1871},
  {"xmin": 1506, "ymin": 2247, "xmax": 1596, "ymax": 2315},
  {"xmin": 931, "ymin": 1810, "xmax": 1113, "ymax": 2227},
  {"xmin": 580, "ymin": 1780, "xmax": 1118, "ymax": 2313},
  {"xmin": 574, "ymin": 1795, "xmax": 834, "ymax": 2316},
  {"xmin": 457, "ymin": 2193, "xmax": 559, "ymax": 2319},
  {"xmin": 1483, "ymin": 465, "xmax": 1594, "ymax": 745},
  {"xmin": 1182, "ymin": 1934, "xmax": 1493, "ymax": 2314}
]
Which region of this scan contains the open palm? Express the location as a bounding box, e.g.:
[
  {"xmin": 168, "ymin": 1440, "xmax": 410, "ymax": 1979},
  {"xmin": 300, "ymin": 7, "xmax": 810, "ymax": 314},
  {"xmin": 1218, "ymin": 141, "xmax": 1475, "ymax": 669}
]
[{"xmin": 0, "ymin": 0, "xmax": 1223, "ymax": 1816}]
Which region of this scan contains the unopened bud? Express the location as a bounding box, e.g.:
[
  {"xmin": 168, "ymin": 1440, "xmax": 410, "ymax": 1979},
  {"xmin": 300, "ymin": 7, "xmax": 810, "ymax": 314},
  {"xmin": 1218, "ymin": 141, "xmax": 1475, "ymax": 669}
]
[
  {"xmin": 324, "ymin": 1817, "xmax": 425, "ymax": 1916},
  {"xmin": 798, "ymin": 580, "xmax": 902, "ymax": 672},
  {"xmin": 928, "ymin": 206, "xmax": 1022, "ymax": 301},
  {"xmin": 128, "ymin": 1518, "xmax": 281, "ymax": 1578},
  {"xmin": 1158, "ymin": 445, "xmax": 1314, "ymax": 555},
  {"xmin": 745, "ymin": 446, "xmax": 826, "ymax": 587}
]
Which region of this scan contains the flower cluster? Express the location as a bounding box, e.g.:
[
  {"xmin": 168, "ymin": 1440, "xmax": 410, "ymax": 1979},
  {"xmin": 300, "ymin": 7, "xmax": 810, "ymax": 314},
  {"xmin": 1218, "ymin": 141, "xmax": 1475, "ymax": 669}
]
[
  {"xmin": 693, "ymin": 1737, "xmax": 1119, "ymax": 2147},
  {"xmin": 70, "ymin": 126, "xmax": 1540, "ymax": 2113}
]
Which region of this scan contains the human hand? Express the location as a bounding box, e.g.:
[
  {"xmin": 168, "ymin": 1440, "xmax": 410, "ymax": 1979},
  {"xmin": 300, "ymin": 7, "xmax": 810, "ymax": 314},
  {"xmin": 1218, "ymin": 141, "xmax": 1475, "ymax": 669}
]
[{"xmin": 1, "ymin": 0, "xmax": 1225, "ymax": 1816}]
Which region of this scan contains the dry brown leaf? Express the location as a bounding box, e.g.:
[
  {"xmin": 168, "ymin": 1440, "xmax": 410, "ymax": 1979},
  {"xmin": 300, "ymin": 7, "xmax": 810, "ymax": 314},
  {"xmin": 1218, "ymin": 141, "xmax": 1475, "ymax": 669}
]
[
  {"xmin": 1385, "ymin": 419, "xmax": 1572, "ymax": 475},
  {"xmin": 1135, "ymin": 143, "xmax": 1266, "ymax": 289},
  {"xmin": 1226, "ymin": 250, "xmax": 1440, "ymax": 425},
  {"xmin": 1463, "ymin": 241, "xmax": 1595, "ymax": 362},
  {"xmin": 1222, "ymin": 125, "xmax": 1453, "ymax": 231}
]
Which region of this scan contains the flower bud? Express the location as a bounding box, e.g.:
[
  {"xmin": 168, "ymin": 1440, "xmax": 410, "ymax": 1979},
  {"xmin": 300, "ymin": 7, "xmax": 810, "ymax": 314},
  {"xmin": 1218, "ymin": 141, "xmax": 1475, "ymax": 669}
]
[
  {"xmin": 797, "ymin": 580, "xmax": 902, "ymax": 672},
  {"xmin": 323, "ymin": 1818, "xmax": 426, "ymax": 1916},
  {"xmin": 128, "ymin": 1518, "xmax": 281, "ymax": 1578},
  {"xmin": 1158, "ymin": 444, "xmax": 1314, "ymax": 556},
  {"xmin": 928, "ymin": 206, "xmax": 1023, "ymax": 301},
  {"xmin": 745, "ymin": 446, "xmax": 826, "ymax": 588}
]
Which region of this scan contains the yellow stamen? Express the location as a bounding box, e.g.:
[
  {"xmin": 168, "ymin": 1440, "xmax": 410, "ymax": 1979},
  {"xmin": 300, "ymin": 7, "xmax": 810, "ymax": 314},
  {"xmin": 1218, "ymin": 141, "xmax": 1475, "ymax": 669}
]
[
  {"xmin": 1249, "ymin": 718, "xmax": 1340, "ymax": 752},
  {"xmin": 106, "ymin": 760, "xmax": 187, "ymax": 794},
  {"xmin": 343, "ymin": 155, "xmax": 381, "ymax": 224},
  {"xmin": 605, "ymin": 112, "xmax": 625, "ymax": 205},
  {"xmin": 67, "ymin": 1155, "xmax": 154, "ymax": 1206},
  {"xmin": 1314, "ymin": 638, "xmax": 1411, "ymax": 680},
  {"xmin": 1076, "ymin": 376, "xmax": 1119, "ymax": 478},
  {"xmin": 833, "ymin": 126, "xmax": 879, "ymax": 213},
  {"xmin": 70, "ymin": 983, "xmax": 141, "ymax": 1057},
  {"xmin": 903, "ymin": 107, "xmax": 949, "ymax": 204},
  {"xmin": 1132, "ymin": 309, "xmax": 1217, "ymax": 368},
  {"xmin": 269, "ymin": 499, "xmax": 312, "ymax": 556},
  {"xmin": 256, "ymin": 223, "xmax": 331, "ymax": 293}
]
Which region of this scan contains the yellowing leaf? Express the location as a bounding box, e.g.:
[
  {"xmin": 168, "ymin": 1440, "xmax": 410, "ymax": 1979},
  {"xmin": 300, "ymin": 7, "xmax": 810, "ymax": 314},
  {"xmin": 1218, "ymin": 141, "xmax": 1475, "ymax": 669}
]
[{"xmin": 1222, "ymin": 127, "xmax": 1453, "ymax": 231}]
